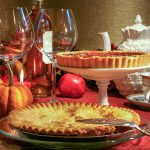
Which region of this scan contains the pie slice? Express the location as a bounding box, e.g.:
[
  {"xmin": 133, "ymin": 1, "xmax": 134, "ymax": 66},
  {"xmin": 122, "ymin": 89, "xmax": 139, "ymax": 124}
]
[
  {"xmin": 8, "ymin": 102, "xmax": 141, "ymax": 136},
  {"xmin": 56, "ymin": 50, "xmax": 150, "ymax": 68}
]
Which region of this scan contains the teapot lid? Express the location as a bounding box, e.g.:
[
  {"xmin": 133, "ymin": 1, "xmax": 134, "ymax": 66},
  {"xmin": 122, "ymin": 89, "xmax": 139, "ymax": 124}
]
[{"xmin": 122, "ymin": 15, "xmax": 147, "ymax": 32}]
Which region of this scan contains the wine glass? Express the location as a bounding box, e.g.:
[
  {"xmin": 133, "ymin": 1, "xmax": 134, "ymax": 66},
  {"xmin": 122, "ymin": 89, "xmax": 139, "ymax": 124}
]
[
  {"xmin": 0, "ymin": 7, "xmax": 34, "ymax": 83},
  {"xmin": 34, "ymin": 8, "xmax": 78, "ymax": 101}
]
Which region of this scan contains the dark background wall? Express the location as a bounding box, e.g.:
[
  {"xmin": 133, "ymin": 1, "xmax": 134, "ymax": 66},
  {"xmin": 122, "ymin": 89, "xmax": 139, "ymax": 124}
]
[{"xmin": 1, "ymin": 0, "xmax": 150, "ymax": 50}]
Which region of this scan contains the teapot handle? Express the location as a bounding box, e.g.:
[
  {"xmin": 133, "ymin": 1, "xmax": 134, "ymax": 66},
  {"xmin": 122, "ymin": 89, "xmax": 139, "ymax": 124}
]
[{"xmin": 98, "ymin": 32, "xmax": 111, "ymax": 51}]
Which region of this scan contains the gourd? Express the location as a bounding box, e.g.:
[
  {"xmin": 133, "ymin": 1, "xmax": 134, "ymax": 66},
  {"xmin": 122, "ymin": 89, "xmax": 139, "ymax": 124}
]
[{"xmin": 0, "ymin": 63, "xmax": 33, "ymax": 118}]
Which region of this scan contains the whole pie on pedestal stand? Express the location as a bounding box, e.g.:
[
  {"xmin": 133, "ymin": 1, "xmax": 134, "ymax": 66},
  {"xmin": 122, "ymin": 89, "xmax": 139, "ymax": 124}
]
[{"xmin": 56, "ymin": 50, "xmax": 150, "ymax": 105}]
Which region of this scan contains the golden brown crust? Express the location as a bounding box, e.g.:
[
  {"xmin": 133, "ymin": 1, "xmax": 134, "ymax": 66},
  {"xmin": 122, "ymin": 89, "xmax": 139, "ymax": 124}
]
[
  {"xmin": 8, "ymin": 102, "xmax": 141, "ymax": 136},
  {"xmin": 56, "ymin": 50, "xmax": 150, "ymax": 68}
]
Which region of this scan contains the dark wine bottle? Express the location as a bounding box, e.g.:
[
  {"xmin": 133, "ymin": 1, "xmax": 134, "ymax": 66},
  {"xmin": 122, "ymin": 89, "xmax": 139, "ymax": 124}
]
[{"xmin": 25, "ymin": 0, "xmax": 51, "ymax": 98}]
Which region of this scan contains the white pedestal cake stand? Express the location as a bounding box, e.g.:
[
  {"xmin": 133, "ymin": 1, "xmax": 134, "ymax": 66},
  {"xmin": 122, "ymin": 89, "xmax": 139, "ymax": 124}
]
[{"xmin": 58, "ymin": 65, "xmax": 150, "ymax": 105}]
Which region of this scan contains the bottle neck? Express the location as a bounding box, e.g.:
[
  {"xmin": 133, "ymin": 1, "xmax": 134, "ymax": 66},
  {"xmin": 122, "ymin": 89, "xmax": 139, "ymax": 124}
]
[
  {"xmin": 31, "ymin": 0, "xmax": 44, "ymax": 10},
  {"xmin": 30, "ymin": 0, "xmax": 44, "ymax": 22},
  {"xmin": 31, "ymin": 3, "xmax": 43, "ymax": 11}
]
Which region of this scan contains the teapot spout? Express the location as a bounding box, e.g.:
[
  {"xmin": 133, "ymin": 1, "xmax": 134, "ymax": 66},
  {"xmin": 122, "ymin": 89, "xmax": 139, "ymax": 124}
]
[{"xmin": 98, "ymin": 32, "xmax": 111, "ymax": 51}]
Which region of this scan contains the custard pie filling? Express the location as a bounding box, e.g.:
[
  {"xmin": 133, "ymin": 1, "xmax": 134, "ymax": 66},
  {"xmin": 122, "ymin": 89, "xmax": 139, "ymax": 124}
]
[{"xmin": 8, "ymin": 102, "xmax": 141, "ymax": 136}]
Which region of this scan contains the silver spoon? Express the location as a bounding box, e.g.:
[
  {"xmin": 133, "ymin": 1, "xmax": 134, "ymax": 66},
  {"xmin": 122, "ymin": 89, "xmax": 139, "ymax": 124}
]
[{"xmin": 77, "ymin": 118, "xmax": 150, "ymax": 136}]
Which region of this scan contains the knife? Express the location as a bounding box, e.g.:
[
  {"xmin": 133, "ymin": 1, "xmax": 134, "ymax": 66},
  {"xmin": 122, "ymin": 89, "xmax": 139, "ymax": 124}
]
[
  {"xmin": 77, "ymin": 118, "xmax": 133, "ymax": 126},
  {"xmin": 77, "ymin": 118, "xmax": 150, "ymax": 136}
]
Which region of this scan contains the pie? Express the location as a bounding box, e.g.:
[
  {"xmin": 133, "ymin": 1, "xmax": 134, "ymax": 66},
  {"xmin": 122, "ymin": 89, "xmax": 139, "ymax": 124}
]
[
  {"xmin": 56, "ymin": 50, "xmax": 150, "ymax": 68},
  {"xmin": 8, "ymin": 102, "xmax": 141, "ymax": 136}
]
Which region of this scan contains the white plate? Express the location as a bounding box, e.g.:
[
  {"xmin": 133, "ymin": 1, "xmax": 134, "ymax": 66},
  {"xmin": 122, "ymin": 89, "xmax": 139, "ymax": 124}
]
[{"xmin": 126, "ymin": 94, "xmax": 150, "ymax": 110}]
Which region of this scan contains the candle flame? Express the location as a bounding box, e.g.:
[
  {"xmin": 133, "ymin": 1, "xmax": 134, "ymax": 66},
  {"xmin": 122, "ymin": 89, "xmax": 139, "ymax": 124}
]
[{"xmin": 20, "ymin": 69, "xmax": 24, "ymax": 83}]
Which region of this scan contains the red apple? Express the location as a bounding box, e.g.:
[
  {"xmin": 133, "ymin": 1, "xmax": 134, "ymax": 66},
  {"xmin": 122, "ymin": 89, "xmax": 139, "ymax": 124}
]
[{"xmin": 58, "ymin": 73, "xmax": 86, "ymax": 98}]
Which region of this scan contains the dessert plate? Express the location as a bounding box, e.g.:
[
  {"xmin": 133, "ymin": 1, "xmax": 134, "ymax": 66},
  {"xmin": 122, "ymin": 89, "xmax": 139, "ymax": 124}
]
[
  {"xmin": 126, "ymin": 94, "xmax": 150, "ymax": 110},
  {"xmin": 0, "ymin": 117, "xmax": 148, "ymax": 149}
]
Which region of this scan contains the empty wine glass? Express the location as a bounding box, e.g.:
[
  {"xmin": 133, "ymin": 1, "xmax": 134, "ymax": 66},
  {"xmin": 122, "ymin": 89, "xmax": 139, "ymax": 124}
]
[
  {"xmin": 0, "ymin": 7, "xmax": 34, "ymax": 82},
  {"xmin": 34, "ymin": 8, "xmax": 78, "ymax": 101}
]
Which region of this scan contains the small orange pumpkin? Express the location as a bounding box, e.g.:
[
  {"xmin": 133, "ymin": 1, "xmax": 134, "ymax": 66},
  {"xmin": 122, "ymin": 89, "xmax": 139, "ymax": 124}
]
[{"xmin": 0, "ymin": 63, "xmax": 33, "ymax": 118}]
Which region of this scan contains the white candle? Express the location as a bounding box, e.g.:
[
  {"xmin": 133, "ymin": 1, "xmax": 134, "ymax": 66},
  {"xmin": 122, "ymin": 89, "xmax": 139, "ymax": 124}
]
[
  {"xmin": 19, "ymin": 69, "xmax": 31, "ymax": 89},
  {"xmin": 20, "ymin": 69, "xmax": 24, "ymax": 83},
  {"xmin": 43, "ymin": 31, "xmax": 53, "ymax": 52}
]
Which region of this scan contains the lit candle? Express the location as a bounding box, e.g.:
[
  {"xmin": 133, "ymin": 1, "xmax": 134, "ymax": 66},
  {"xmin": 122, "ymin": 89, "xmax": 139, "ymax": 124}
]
[
  {"xmin": 20, "ymin": 69, "xmax": 31, "ymax": 89},
  {"xmin": 20, "ymin": 69, "xmax": 24, "ymax": 83}
]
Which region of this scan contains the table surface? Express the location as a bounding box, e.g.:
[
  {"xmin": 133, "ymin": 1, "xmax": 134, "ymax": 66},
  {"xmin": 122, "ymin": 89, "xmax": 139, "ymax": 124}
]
[{"xmin": 0, "ymin": 88, "xmax": 150, "ymax": 150}]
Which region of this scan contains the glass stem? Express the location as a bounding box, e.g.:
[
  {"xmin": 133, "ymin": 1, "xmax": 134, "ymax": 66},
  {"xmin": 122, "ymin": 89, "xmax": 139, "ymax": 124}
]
[{"xmin": 51, "ymin": 62, "xmax": 56, "ymax": 102}]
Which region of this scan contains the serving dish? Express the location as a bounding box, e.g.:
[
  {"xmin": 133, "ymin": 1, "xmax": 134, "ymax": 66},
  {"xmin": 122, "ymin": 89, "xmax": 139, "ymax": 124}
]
[
  {"xmin": 0, "ymin": 117, "xmax": 148, "ymax": 149},
  {"xmin": 58, "ymin": 65, "xmax": 150, "ymax": 105},
  {"xmin": 58, "ymin": 65, "xmax": 150, "ymax": 80},
  {"xmin": 126, "ymin": 94, "xmax": 150, "ymax": 110}
]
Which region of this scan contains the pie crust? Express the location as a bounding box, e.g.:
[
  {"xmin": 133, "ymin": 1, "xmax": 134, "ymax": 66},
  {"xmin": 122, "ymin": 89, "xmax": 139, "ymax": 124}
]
[
  {"xmin": 56, "ymin": 50, "xmax": 150, "ymax": 68},
  {"xmin": 8, "ymin": 102, "xmax": 141, "ymax": 136}
]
